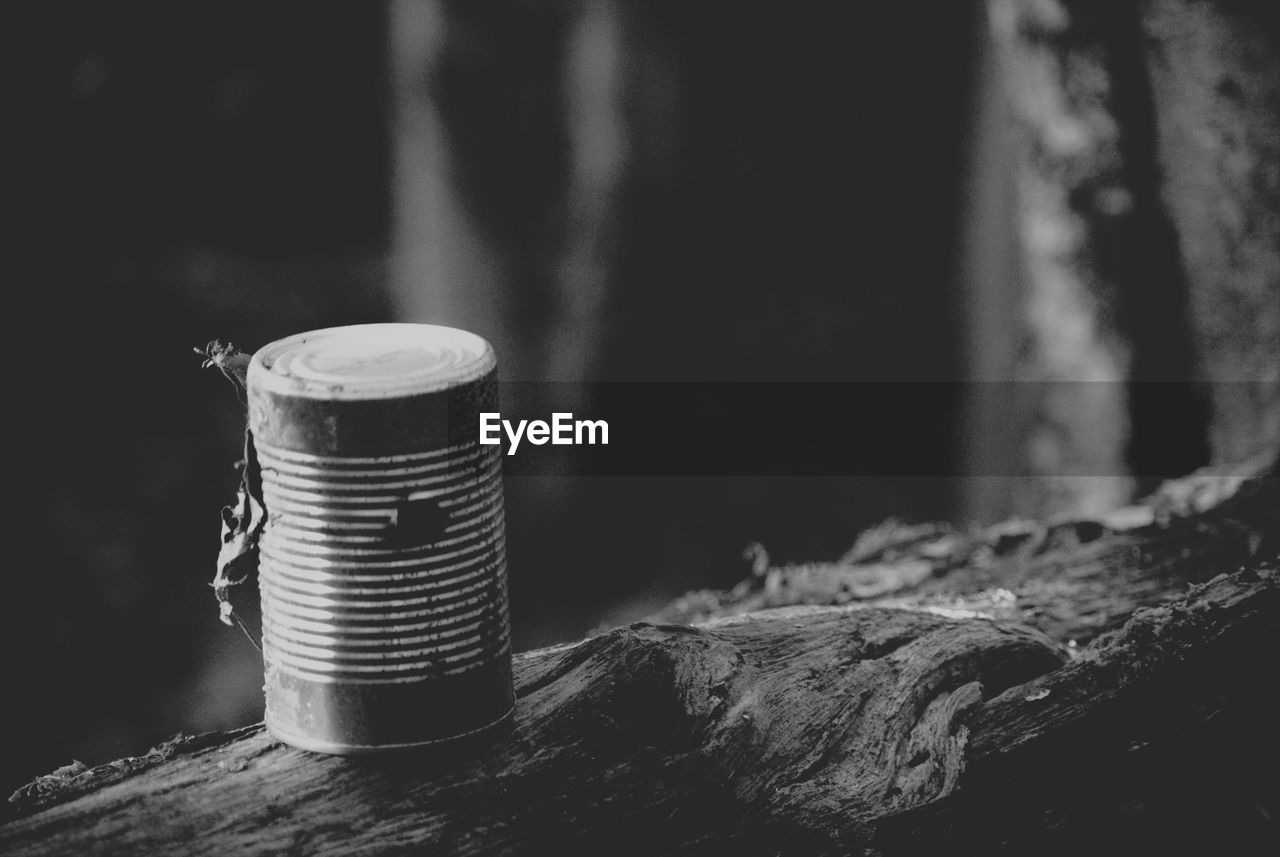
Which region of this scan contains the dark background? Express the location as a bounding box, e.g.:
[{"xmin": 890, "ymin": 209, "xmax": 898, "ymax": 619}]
[{"xmin": 6, "ymin": 1, "xmax": 982, "ymax": 793}]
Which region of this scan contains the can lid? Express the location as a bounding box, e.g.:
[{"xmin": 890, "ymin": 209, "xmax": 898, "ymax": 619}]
[{"xmin": 248, "ymin": 323, "xmax": 495, "ymax": 401}]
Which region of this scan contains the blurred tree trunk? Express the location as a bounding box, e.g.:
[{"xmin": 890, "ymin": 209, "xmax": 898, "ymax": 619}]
[
  {"xmin": 961, "ymin": 0, "xmax": 1278, "ymax": 522},
  {"xmin": 1141, "ymin": 0, "xmax": 1280, "ymax": 462},
  {"xmin": 387, "ymin": 0, "xmax": 635, "ymax": 641},
  {"xmin": 387, "ymin": 0, "xmax": 626, "ymax": 385},
  {"xmin": 388, "ymin": 0, "xmax": 507, "ymax": 356}
]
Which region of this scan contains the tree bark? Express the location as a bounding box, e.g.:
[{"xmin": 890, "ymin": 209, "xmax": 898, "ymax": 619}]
[{"xmin": 4, "ymin": 459, "xmax": 1276, "ymax": 855}]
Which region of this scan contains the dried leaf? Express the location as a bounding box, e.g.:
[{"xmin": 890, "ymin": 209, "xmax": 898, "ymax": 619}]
[{"xmin": 198, "ymin": 341, "xmax": 265, "ymax": 648}]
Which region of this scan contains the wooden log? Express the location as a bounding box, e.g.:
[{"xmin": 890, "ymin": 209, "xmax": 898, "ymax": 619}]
[
  {"xmin": 652, "ymin": 455, "xmax": 1278, "ymax": 645},
  {"xmin": 3, "ymin": 461, "xmax": 1276, "ymax": 855}
]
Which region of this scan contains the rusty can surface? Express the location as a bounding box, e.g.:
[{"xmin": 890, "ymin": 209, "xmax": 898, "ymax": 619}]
[{"xmin": 247, "ymin": 323, "xmax": 513, "ymax": 754}]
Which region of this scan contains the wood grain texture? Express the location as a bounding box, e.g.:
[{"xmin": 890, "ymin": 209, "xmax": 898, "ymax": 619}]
[{"xmin": 4, "ymin": 462, "xmax": 1276, "ymax": 855}]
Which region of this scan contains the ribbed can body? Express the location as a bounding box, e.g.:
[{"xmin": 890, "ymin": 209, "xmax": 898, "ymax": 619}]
[{"xmin": 247, "ymin": 324, "xmax": 513, "ymax": 754}]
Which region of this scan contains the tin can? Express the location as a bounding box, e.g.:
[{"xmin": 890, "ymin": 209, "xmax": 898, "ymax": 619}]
[{"xmin": 247, "ymin": 323, "xmax": 513, "ymax": 754}]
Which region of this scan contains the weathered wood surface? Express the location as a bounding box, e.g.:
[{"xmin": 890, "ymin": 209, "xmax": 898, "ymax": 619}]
[
  {"xmin": 652, "ymin": 455, "xmax": 1277, "ymax": 644},
  {"xmin": 3, "ymin": 460, "xmax": 1276, "ymax": 855}
]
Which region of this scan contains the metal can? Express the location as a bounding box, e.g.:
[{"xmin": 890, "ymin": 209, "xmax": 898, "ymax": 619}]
[{"xmin": 247, "ymin": 323, "xmax": 513, "ymax": 754}]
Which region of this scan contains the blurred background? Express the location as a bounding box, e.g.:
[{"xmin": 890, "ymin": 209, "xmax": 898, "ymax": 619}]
[{"xmin": 8, "ymin": 0, "xmax": 1277, "ymax": 795}]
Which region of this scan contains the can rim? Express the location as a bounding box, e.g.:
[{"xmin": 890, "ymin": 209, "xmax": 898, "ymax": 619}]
[{"xmin": 248, "ymin": 323, "xmax": 496, "ymax": 401}]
